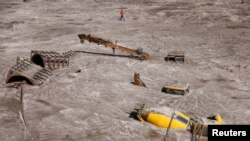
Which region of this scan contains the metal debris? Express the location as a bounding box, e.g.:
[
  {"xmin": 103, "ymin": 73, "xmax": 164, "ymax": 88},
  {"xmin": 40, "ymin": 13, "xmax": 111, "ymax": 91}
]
[
  {"xmin": 165, "ymin": 51, "xmax": 185, "ymax": 62},
  {"xmin": 6, "ymin": 58, "xmax": 52, "ymax": 85},
  {"xmin": 30, "ymin": 50, "xmax": 70, "ymax": 70},
  {"xmin": 78, "ymin": 34, "xmax": 151, "ymax": 60},
  {"xmin": 133, "ymin": 73, "xmax": 146, "ymax": 87},
  {"xmin": 62, "ymin": 50, "xmax": 77, "ymax": 58}
]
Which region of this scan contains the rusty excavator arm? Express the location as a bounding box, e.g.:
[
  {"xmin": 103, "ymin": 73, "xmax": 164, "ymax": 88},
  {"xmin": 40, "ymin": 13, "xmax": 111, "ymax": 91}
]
[{"xmin": 78, "ymin": 34, "xmax": 151, "ymax": 60}]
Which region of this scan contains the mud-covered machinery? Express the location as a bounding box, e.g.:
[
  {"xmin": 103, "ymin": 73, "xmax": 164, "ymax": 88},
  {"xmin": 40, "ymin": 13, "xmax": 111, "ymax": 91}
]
[
  {"xmin": 190, "ymin": 114, "xmax": 222, "ymax": 139},
  {"xmin": 30, "ymin": 50, "xmax": 77, "ymax": 70},
  {"xmin": 162, "ymin": 81, "xmax": 190, "ymax": 95},
  {"xmin": 134, "ymin": 104, "xmax": 190, "ymax": 129},
  {"xmin": 62, "ymin": 50, "xmax": 77, "ymax": 58},
  {"xmin": 6, "ymin": 50, "xmax": 77, "ymax": 86},
  {"xmin": 133, "ymin": 73, "xmax": 146, "ymax": 87},
  {"xmin": 133, "ymin": 104, "xmax": 223, "ymax": 139},
  {"xmin": 78, "ymin": 34, "xmax": 151, "ymax": 60},
  {"xmin": 165, "ymin": 51, "xmax": 185, "ymax": 62},
  {"xmin": 5, "ymin": 57, "xmax": 53, "ymax": 86}
]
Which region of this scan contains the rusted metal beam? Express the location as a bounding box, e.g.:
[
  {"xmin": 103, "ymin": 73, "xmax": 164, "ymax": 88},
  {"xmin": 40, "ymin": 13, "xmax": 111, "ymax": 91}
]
[{"xmin": 78, "ymin": 34, "xmax": 151, "ymax": 60}]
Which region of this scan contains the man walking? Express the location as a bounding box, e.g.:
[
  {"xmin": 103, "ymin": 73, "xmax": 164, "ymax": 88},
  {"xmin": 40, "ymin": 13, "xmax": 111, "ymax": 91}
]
[{"xmin": 120, "ymin": 9, "xmax": 125, "ymax": 21}]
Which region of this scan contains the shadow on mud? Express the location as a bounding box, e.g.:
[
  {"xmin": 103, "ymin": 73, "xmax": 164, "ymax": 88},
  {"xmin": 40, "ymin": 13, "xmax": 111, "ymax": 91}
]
[{"xmin": 76, "ymin": 50, "xmax": 131, "ymax": 58}]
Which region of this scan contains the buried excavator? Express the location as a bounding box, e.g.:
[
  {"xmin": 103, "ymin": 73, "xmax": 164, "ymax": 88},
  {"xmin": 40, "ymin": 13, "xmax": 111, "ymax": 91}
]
[
  {"xmin": 78, "ymin": 34, "xmax": 151, "ymax": 60},
  {"xmin": 133, "ymin": 104, "xmax": 223, "ymax": 141}
]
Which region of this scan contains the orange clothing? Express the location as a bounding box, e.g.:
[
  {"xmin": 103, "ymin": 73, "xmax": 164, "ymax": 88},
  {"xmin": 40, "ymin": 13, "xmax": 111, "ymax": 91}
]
[{"xmin": 120, "ymin": 10, "xmax": 125, "ymax": 16}]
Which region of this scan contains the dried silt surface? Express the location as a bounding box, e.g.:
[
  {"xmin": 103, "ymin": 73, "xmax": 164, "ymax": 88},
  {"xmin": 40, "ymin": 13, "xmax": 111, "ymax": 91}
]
[{"xmin": 0, "ymin": 0, "xmax": 250, "ymax": 141}]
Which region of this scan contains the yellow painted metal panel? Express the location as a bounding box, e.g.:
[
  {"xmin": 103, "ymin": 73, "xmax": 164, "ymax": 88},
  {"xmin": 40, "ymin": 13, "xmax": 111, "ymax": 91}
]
[
  {"xmin": 164, "ymin": 86, "xmax": 187, "ymax": 91},
  {"xmin": 215, "ymin": 114, "xmax": 223, "ymax": 124},
  {"xmin": 146, "ymin": 112, "xmax": 189, "ymax": 129}
]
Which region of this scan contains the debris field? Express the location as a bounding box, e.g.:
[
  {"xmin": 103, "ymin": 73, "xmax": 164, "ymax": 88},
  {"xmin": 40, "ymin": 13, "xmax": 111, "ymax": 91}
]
[{"xmin": 0, "ymin": 0, "xmax": 250, "ymax": 141}]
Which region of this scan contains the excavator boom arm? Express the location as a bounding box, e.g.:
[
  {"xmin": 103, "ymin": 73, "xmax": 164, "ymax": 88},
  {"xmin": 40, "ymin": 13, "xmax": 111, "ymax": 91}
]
[{"xmin": 78, "ymin": 34, "xmax": 151, "ymax": 60}]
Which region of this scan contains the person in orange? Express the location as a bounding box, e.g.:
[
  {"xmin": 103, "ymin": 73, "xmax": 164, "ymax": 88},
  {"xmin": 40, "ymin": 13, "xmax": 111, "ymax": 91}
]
[{"xmin": 120, "ymin": 9, "xmax": 125, "ymax": 21}]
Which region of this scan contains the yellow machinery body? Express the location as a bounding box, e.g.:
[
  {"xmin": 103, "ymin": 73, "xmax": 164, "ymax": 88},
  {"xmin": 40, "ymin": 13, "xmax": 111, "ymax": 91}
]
[
  {"xmin": 135, "ymin": 104, "xmax": 190, "ymax": 129},
  {"xmin": 146, "ymin": 111, "xmax": 190, "ymax": 129},
  {"xmin": 214, "ymin": 114, "xmax": 223, "ymax": 124},
  {"xmin": 162, "ymin": 82, "xmax": 189, "ymax": 95},
  {"xmin": 134, "ymin": 104, "xmax": 223, "ymax": 140},
  {"xmin": 164, "ymin": 86, "xmax": 187, "ymax": 91}
]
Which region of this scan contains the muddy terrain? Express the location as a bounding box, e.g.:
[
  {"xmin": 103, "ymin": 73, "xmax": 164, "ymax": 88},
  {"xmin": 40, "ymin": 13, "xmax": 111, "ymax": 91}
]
[{"xmin": 0, "ymin": 0, "xmax": 249, "ymax": 141}]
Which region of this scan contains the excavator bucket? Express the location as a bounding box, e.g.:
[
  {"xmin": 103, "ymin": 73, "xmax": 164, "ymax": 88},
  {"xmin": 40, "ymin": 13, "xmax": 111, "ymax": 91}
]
[{"xmin": 133, "ymin": 73, "xmax": 146, "ymax": 87}]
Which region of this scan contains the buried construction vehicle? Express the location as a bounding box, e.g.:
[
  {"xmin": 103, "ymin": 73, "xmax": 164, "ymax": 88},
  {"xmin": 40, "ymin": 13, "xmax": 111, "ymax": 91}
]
[
  {"xmin": 6, "ymin": 50, "xmax": 76, "ymax": 86},
  {"xmin": 30, "ymin": 50, "xmax": 77, "ymax": 70},
  {"xmin": 78, "ymin": 34, "xmax": 151, "ymax": 60},
  {"xmin": 165, "ymin": 51, "xmax": 185, "ymax": 62},
  {"xmin": 134, "ymin": 104, "xmax": 190, "ymax": 129},
  {"xmin": 133, "ymin": 104, "xmax": 223, "ymax": 139},
  {"xmin": 133, "ymin": 73, "xmax": 146, "ymax": 87},
  {"xmin": 162, "ymin": 81, "xmax": 190, "ymax": 95},
  {"xmin": 6, "ymin": 57, "xmax": 53, "ymax": 86}
]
